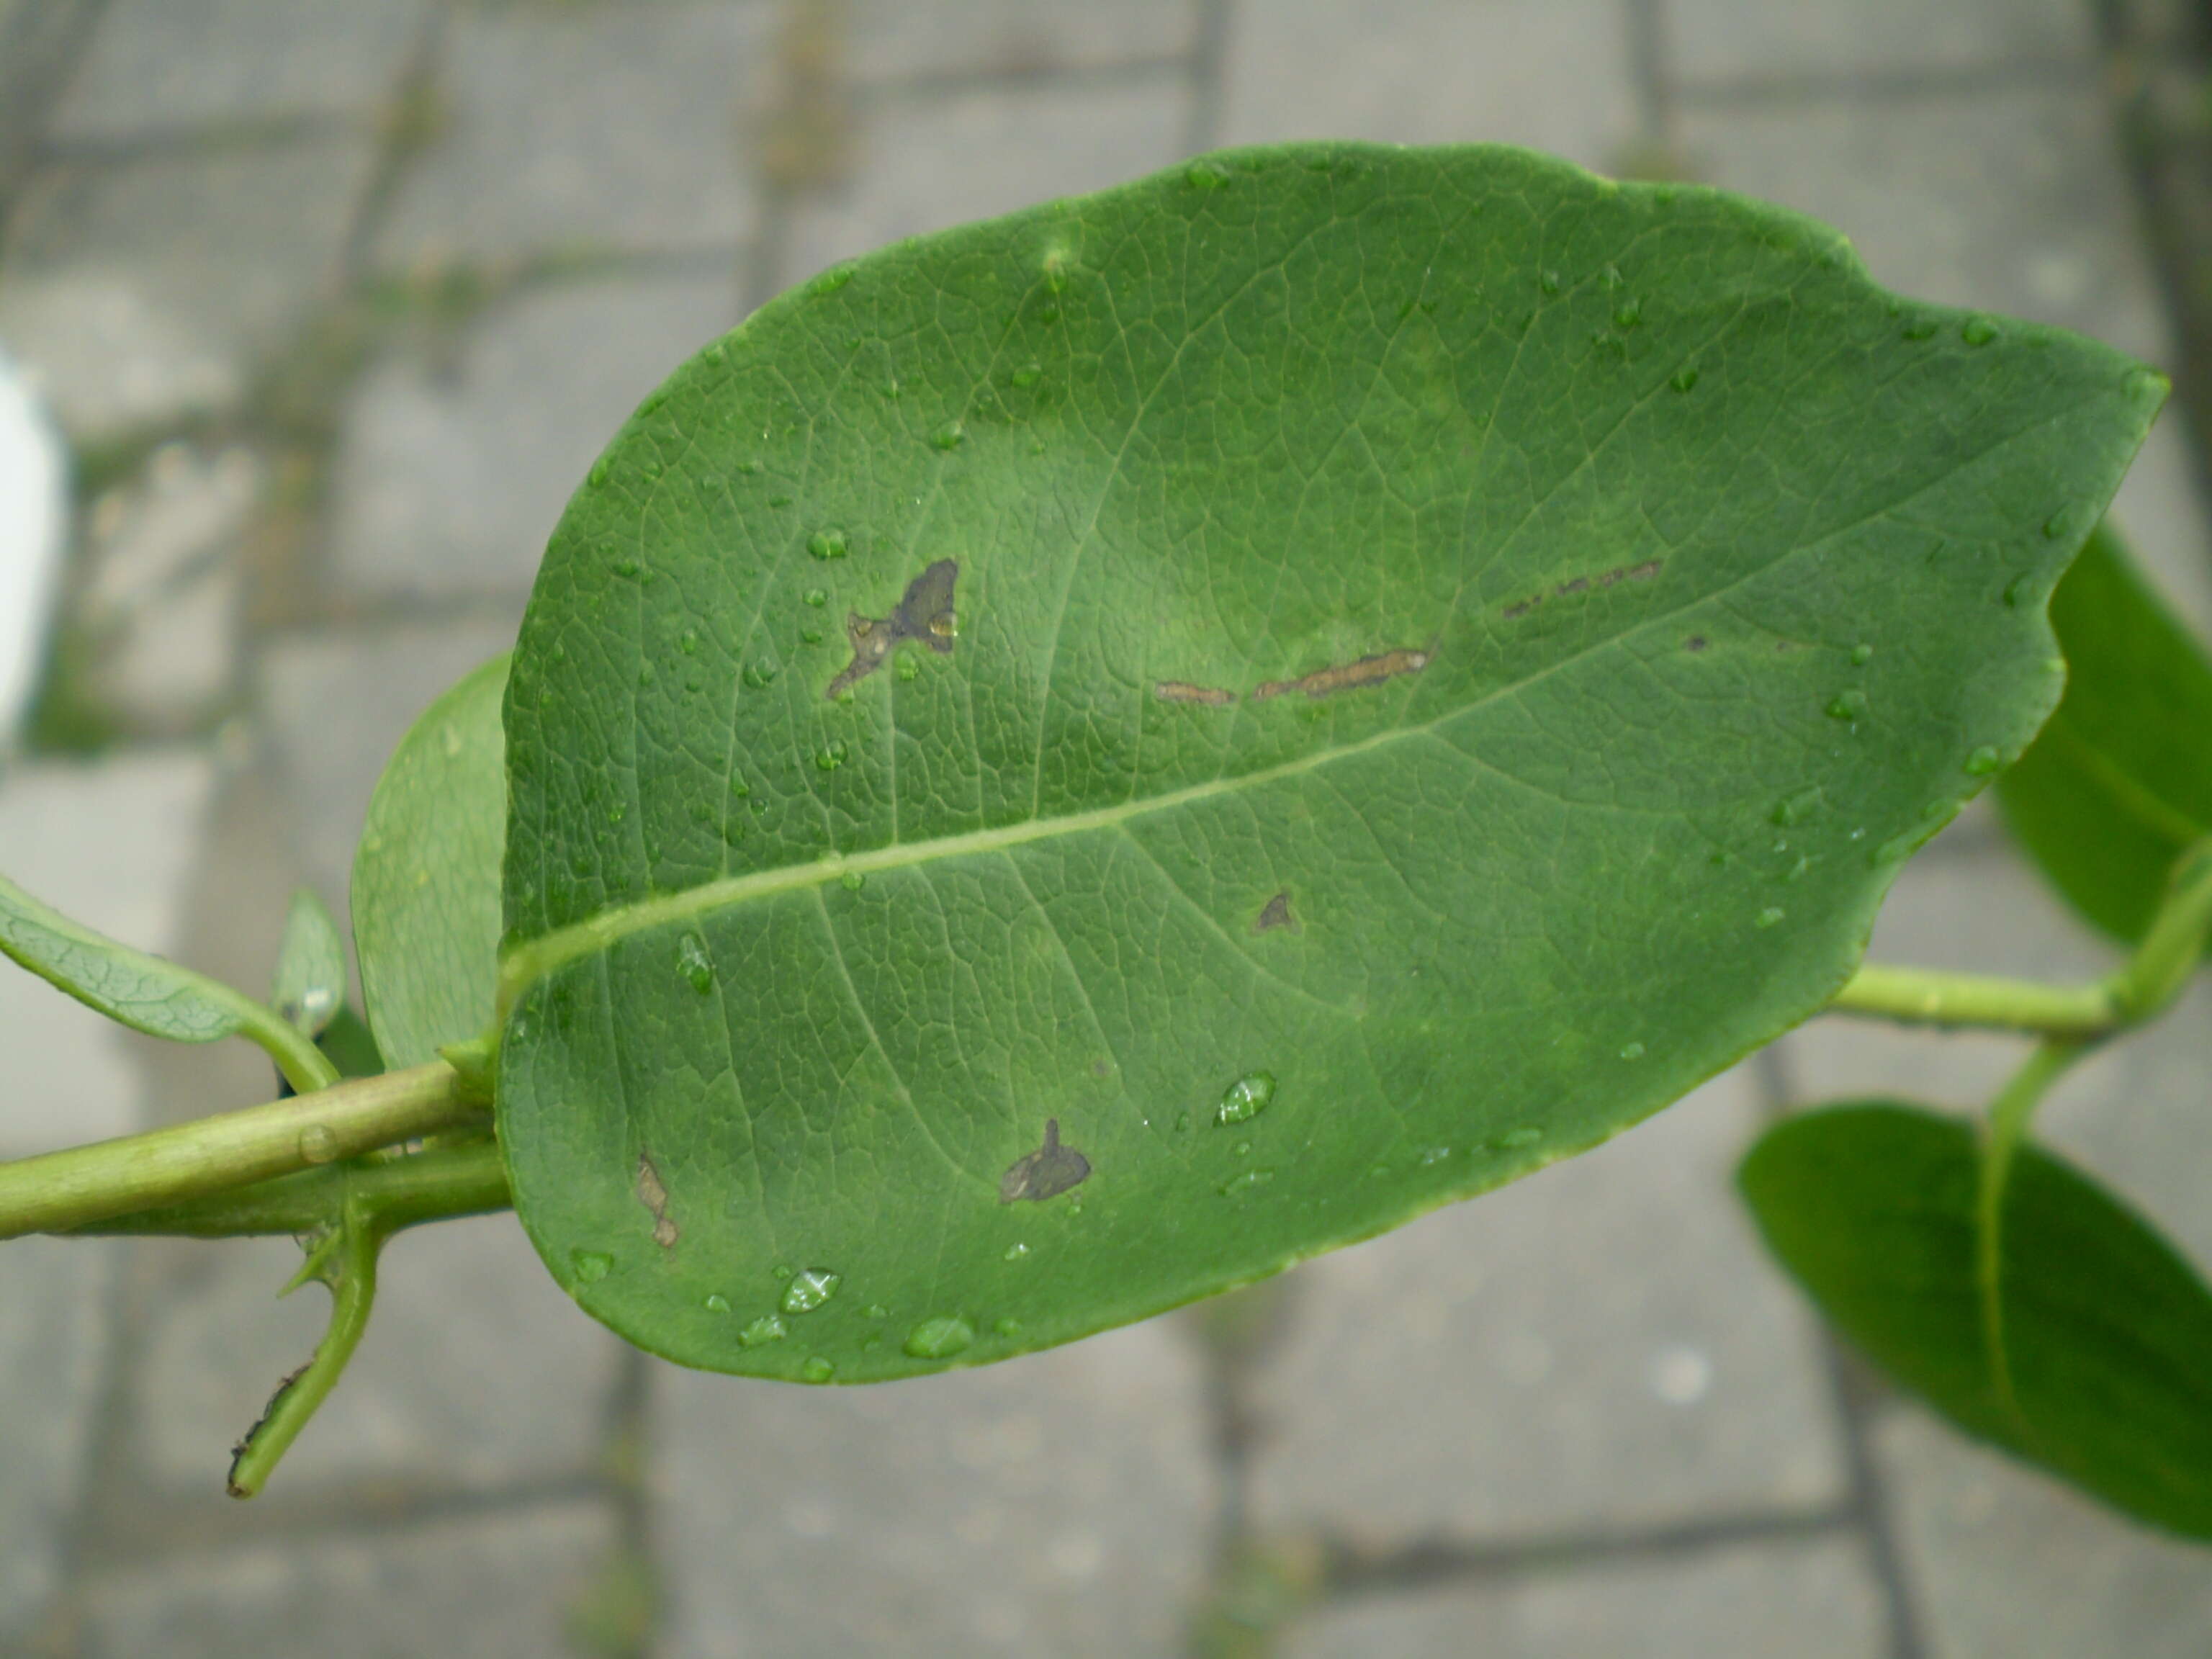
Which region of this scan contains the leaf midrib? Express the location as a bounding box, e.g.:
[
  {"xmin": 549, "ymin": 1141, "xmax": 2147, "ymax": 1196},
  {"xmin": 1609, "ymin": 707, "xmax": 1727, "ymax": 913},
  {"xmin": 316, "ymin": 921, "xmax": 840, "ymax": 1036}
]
[{"xmin": 499, "ymin": 379, "xmax": 2112, "ymax": 1014}]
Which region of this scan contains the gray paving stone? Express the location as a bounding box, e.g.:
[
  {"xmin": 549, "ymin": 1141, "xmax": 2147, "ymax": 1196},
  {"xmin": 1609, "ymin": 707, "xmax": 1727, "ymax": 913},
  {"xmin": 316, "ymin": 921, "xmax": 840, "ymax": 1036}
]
[
  {"xmin": 1873, "ymin": 1406, "xmax": 2212, "ymax": 1658},
  {"xmin": 256, "ymin": 621, "xmax": 521, "ymax": 909},
  {"xmin": 1779, "ymin": 837, "xmax": 2212, "ymax": 1270},
  {"xmin": 128, "ymin": 1215, "xmax": 624, "ymax": 1497},
  {"xmin": 1666, "ymin": 0, "xmax": 2090, "ymax": 86},
  {"xmin": 329, "ymin": 276, "xmax": 737, "ymax": 601},
  {"xmin": 0, "ymin": 138, "xmax": 377, "ymax": 439},
  {"xmin": 1280, "ymin": 1534, "xmax": 1889, "ymax": 1659},
  {"xmin": 1678, "ymin": 84, "xmax": 2172, "ymax": 367},
  {"xmin": 1218, "ymin": 0, "xmax": 1639, "ymax": 174},
  {"xmin": 656, "ymin": 1320, "xmax": 1219, "ymax": 1657},
  {"xmin": 51, "ymin": 0, "xmax": 429, "ymax": 144},
  {"xmin": 783, "ymin": 74, "xmax": 1192, "ymax": 287},
  {"xmin": 77, "ymin": 1499, "xmax": 616, "ymax": 1659},
  {"xmin": 372, "ymin": 4, "xmax": 770, "ymax": 271},
  {"xmin": 78, "ymin": 444, "xmax": 263, "ymax": 738},
  {"xmin": 842, "ymin": 0, "xmax": 1198, "ymax": 81},
  {"xmin": 1247, "ymin": 1069, "xmax": 1848, "ymax": 1547},
  {"xmin": 0, "ymin": 754, "xmax": 218, "ymax": 1647}
]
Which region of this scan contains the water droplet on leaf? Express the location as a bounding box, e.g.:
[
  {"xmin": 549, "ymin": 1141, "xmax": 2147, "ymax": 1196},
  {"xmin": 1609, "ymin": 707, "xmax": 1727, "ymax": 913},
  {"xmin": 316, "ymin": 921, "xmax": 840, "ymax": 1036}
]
[
  {"xmin": 739, "ymin": 1315, "xmax": 788, "ymax": 1347},
  {"xmin": 677, "ymin": 932, "xmax": 714, "ymax": 994},
  {"xmin": 297, "ymin": 1125, "xmax": 341, "ymax": 1165},
  {"xmin": 1215, "ymin": 1070, "xmax": 1277, "ymax": 1125},
  {"xmin": 704, "ymin": 1293, "xmax": 731, "ymax": 1313},
  {"xmin": 930, "ymin": 421, "xmax": 966, "ymax": 451},
  {"xmin": 782, "ymin": 1269, "xmax": 842, "ymax": 1314},
  {"xmin": 1964, "ymin": 745, "xmax": 2002, "ymax": 775},
  {"xmin": 572, "ymin": 1249, "xmax": 612, "ymax": 1283},
  {"xmin": 1827, "ymin": 689, "xmax": 1868, "ymax": 721},
  {"xmin": 802, "ymin": 1357, "xmax": 835, "ymax": 1382},
  {"xmin": 1755, "ymin": 907, "xmax": 1786, "ymax": 929},
  {"xmin": 904, "ymin": 1316, "xmax": 973, "ymax": 1359}
]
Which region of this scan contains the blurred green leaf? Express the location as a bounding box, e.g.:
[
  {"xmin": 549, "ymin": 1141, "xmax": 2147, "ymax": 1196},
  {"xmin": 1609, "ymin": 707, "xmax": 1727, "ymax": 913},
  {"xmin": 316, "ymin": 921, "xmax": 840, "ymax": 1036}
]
[
  {"xmin": 351, "ymin": 653, "xmax": 509, "ymax": 1070},
  {"xmin": 316, "ymin": 1004, "xmax": 385, "ymax": 1079},
  {"xmin": 270, "ymin": 887, "xmax": 346, "ymax": 1038},
  {"xmin": 1999, "ymin": 523, "xmax": 2212, "ymax": 940},
  {"xmin": 0, "ymin": 869, "xmax": 262, "ymax": 1046},
  {"xmin": 1741, "ymin": 1102, "xmax": 2212, "ymax": 1539}
]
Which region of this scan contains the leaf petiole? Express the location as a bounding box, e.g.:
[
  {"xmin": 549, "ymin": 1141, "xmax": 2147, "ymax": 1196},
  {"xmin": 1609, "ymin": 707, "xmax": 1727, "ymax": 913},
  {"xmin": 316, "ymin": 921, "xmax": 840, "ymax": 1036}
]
[{"xmin": 1829, "ymin": 835, "xmax": 2212, "ymax": 1041}]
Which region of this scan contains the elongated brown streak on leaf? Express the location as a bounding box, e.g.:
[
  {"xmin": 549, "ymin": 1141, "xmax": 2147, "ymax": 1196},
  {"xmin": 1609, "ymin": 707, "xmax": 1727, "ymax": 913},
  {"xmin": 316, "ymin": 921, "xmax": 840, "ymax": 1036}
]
[
  {"xmin": 1155, "ymin": 680, "xmax": 1236, "ymax": 706},
  {"xmin": 999, "ymin": 1117, "xmax": 1091, "ymax": 1203},
  {"xmin": 824, "ymin": 559, "xmax": 959, "ymax": 698},
  {"xmin": 637, "ymin": 1148, "xmax": 678, "ymax": 1248},
  {"xmin": 1501, "ymin": 558, "xmax": 1663, "ymax": 621},
  {"xmin": 1251, "ymin": 647, "xmax": 1431, "ymax": 701}
]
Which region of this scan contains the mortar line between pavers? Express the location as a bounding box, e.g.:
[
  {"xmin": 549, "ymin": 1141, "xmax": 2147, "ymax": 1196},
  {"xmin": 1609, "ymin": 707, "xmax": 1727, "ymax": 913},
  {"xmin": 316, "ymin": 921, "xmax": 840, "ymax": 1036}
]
[
  {"xmin": 1625, "ymin": 0, "xmax": 1673, "ymax": 145},
  {"xmin": 1184, "ymin": 0, "xmax": 1233, "ymax": 156},
  {"xmin": 1313, "ymin": 1503, "xmax": 1859, "ymax": 1601},
  {"xmin": 1750, "ymin": 1043, "xmax": 1931, "ymax": 1659},
  {"xmin": 845, "ymin": 52, "xmax": 1203, "ymax": 107},
  {"xmin": 1673, "ymin": 55, "xmax": 2096, "ymax": 114},
  {"xmin": 0, "ymin": 0, "xmax": 111, "ymax": 219}
]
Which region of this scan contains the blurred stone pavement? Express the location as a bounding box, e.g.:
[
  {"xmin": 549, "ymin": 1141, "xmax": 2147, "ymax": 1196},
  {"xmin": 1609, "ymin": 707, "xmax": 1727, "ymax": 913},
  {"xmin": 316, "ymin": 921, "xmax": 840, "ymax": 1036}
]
[{"xmin": 2, "ymin": 1, "xmax": 2210, "ymax": 1654}]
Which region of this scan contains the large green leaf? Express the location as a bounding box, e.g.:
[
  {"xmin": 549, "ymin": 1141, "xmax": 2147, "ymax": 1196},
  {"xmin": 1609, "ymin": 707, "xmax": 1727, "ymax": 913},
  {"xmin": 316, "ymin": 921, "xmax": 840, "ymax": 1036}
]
[
  {"xmin": 1997, "ymin": 523, "xmax": 2212, "ymax": 941},
  {"xmin": 494, "ymin": 142, "xmax": 2159, "ymax": 1381},
  {"xmin": 1740, "ymin": 1103, "xmax": 2212, "ymax": 1539},
  {"xmin": 351, "ymin": 653, "xmax": 509, "ymax": 1069}
]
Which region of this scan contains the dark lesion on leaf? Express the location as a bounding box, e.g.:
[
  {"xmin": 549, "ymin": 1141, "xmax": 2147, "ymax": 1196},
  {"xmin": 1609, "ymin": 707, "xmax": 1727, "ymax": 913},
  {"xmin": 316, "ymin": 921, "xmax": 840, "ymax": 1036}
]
[
  {"xmin": 1155, "ymin": 680, "xmax": 1236, "ymax": 706},
  {"xmin": 1251, "ymin": 647, "xmax": 1430, "ymax": 701},
  {"xmin": 637, "ymin": 1148, "xmax": 678, "ymax": 1249},
  {"xmin": 824, "ymin": 558, "xmax": 959, "ymax": 698},
  {"xmin": 999, "ymin": 1118, "xmax": 1091, "ymax": 1204},
  {"xmin": 1253, "ymin": 890, "xmax": 1299, "ymax": 934},
  {"xmin": 1501, "ymin": 558, "xmax": 1663, "ymax": 621},
  {"xmin": 1684, "ymin": 634, "xmax": 1709, "ymax": 653}
]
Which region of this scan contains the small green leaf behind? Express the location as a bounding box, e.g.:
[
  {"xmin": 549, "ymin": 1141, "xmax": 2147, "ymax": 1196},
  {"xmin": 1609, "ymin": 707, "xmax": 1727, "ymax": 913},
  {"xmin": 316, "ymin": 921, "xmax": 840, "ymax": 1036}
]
[
  {"xmin": 271, "ymin": 887, "xmax": 346, "ymax": 1038},
  {"xmin": 0, "ymin": 868, "xmax": 264, "ymax": 1046},
  {"xmin": 317, "ymin": 1004, "xmax": 386, "ymax": 1079},
  {"xmin": 1740, "ymin": 1102, "xmax": 2212, "ymax": 1539},
  {"xmin": 1999, "ymin": 523, "xmax": 2212, "ymax": 941},
  {"xmin": 352, "ymin": 654, "xmax": 509, "ymax": 1070}
]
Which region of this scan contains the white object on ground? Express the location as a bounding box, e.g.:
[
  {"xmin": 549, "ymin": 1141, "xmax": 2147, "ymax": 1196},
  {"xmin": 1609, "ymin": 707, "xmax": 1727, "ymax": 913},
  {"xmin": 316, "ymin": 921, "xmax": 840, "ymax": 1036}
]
[{"xmin": 0, "ymin": 346, "xmax": 67, "ymax": 747}]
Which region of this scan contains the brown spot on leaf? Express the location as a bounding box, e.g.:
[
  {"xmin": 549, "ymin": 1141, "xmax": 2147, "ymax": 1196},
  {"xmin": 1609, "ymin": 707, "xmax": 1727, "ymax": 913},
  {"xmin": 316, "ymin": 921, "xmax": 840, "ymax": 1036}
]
[
  {"xmin": 637, "ymin": 1149, "xmax": 678, "ymax": 1249},
  {"xmin": 1502, "ymin": 559, "xmax": 1663, "ymax": 621},
  {"xmin": 824, "ymin": 559, "xmax": 959, "ymax": 698},
  {"xmin": 999, "ymin": 1118, "xmax": 1091, "ymax": 1204},
  {"xmin": 1251, "ymin": 648, "xmax": 1430, "ymax": 701},
  {"xmin": 1254, "ymin": 891, "xmax": 1299, "ymax": 934},
  {"xmin": 1685, "ymin": 634, "xmax": 1708, "ymax": 653},
  {"xmin": 1155, "ymin": 680, "xmax": 1236, "ymax": 706}
]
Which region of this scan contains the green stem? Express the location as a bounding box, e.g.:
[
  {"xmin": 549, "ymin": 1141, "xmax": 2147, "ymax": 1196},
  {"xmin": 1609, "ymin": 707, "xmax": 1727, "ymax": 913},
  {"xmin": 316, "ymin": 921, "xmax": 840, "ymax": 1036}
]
[
  {"xmin": 1827, "ymin": 963, "xmax": 2118, "ymax": 1038},
  {"xmin": 1830, "ymin": 834, "xmax": 2212, "ymax": 1040},
  {"xmin": 243, "ymin": 1002, "xmax": 343, "ymax": 1094},
  {"xmin": 0, "ymin": 1062, "xmax": 484, "ymax": 1241},
  {"xmin": 68, "ymin": 1138, "xmax": 512, "ymax": 1238},
  {"xmin": 225, "ymin": 1205, "xmax": 382, "ymax": 1498},
  {"xmin": 1974, "ymin": 1038, "xmax": 2087, "ymax": 1434}
]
